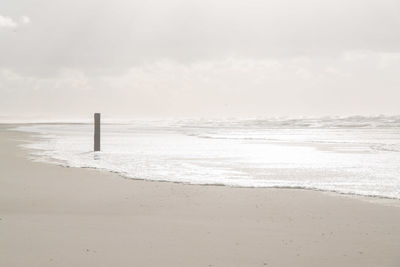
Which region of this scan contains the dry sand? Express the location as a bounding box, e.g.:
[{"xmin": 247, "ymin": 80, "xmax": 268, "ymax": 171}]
[{"xmin": 0, "ymin": 124, "xmax": 399, "ymax": 267}]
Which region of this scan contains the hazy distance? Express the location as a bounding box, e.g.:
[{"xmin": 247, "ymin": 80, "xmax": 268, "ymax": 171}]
[{"xmin": 1, "ymin": 0, "xmax": 400, "ymax": 121}]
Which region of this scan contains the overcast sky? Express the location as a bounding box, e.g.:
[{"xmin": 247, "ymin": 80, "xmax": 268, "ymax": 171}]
[{"xmin": 1, "ymin": 0, "xmax": 400, "ymax": 120}]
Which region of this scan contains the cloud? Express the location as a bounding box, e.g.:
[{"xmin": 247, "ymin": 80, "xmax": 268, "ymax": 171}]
[
  {"xmin": 0, "ymin": 15, "xmax": 31, "ymax": 29},
  {"xmin": 0, "ymin": 15, "xmax": 18, "ymax": 28},
  {"xmin": 1, "ymin": 50, "xmax": 400, "ymax": 119},
  {"xmin": 20, "ymin": 16, "xmax": 31, "ymax": 24}
]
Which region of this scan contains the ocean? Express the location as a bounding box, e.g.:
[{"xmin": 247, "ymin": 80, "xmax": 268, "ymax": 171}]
[{"xmin": 14, "ymin": 116, "xmax": 400, "ymax": 199}]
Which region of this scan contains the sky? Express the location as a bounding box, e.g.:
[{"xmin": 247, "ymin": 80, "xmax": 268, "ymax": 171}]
[{"xmin": 1, "ymin": 0, "xmax": 400, "ymax": 121}]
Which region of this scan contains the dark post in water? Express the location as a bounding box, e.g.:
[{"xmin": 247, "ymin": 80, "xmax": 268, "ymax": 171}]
[{"xmin": 94, "ymin": 113, "xmax": 101, "ymax": 151}]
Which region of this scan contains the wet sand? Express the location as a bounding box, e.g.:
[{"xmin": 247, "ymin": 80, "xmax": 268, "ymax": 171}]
[{"xmin": 1, "ymin": 124, "xmax": 399, "ymax": 266}]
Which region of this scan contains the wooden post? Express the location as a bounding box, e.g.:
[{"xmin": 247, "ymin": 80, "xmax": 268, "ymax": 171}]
[{"xmin": 94, "ymin": 113, "xmax": 101, "ymax": 151}]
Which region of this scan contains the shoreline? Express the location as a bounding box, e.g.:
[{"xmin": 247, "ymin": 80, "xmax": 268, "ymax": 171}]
[
  {"xmin": 16, "ymin": 157, "xmax": 400, "ymax": 207},
  {"xmin": 10, "ymin": 123, "xmax": 400, "ymax": 205},
  {"xmin": 1, "ymin": 124, "xmax": 400, "ymax": 266}
]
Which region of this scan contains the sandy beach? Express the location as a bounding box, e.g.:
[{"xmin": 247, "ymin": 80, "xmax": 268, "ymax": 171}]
[{"xmin": 1, "ymin": 124, "xmax": 400, "ymax": 267}]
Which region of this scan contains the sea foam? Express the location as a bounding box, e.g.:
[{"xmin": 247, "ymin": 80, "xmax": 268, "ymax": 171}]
[{"xmin": 13, "ymin": 116, "xmax": 400, "ymax": 199}]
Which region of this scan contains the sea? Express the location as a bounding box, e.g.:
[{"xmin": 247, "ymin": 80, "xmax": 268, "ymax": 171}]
[{"xmin": 14, "ymin": 116, "xmax": 400, "ymax": 199}]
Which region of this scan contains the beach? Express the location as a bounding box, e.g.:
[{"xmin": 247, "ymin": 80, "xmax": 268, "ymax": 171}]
[{"xmin": 1, "ymin": 124, "xmax": 400, "ymax": 267}]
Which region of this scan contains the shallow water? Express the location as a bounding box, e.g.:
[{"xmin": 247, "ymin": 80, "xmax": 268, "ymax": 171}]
[{"xmin": 14, "ymin": 116, "xmax": 400, "ymax": 199}]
